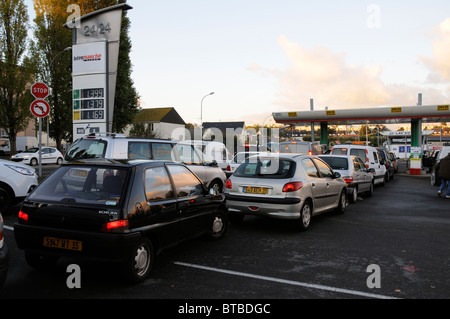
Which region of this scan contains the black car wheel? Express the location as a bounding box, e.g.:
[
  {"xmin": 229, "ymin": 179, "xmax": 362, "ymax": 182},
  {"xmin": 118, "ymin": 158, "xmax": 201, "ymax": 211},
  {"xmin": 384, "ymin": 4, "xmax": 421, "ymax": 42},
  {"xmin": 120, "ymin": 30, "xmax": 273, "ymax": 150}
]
[
  {"xmin": 0, "ymin": 187, "xmax": 12, "ymax": 213},
  {"xmin": 123, "ymin": 238, "xmax": 154, "ymax": 283},
  {"xmin": 206, "ymin": 210, "xmax": 228, "ymax": 240},
  {"xmin": 30, "ymin": 158, "xmax": 38, "ymax": 166}
]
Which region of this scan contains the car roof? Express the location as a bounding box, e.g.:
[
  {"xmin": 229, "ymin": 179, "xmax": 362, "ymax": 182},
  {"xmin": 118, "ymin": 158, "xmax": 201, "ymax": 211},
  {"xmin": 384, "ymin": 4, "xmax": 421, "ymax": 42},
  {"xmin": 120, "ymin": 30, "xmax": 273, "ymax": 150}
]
[
  {"xmin": 246, "ymin": 153, "xmax": 310, "ymax": 160},
  {"xmin": 63, "ymin": 158, "xmax": 179, "ymax": 168},
  {"xmin": 318, "ymin": 154, "xmax": 354, "ymax": 159}
]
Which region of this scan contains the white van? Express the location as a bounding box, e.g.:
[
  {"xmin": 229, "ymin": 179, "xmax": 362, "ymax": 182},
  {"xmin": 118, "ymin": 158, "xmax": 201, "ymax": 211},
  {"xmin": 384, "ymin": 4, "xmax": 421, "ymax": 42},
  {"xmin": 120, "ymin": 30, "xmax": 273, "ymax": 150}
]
[
  {"xmin": 64, "ymin": 133, "xmax": 227, "ymax": 193},
  {"xmin": 185, "ymin": 140, "xmax": 233, "ymax": 172},
  {"xmin": 0, "ymin": 136, "xmax": 38, "ymax": 155},
  {"xmin": 279, "ymin": 141, "xmax": 324, "ymax": 155},
  {"xmin": 331, "ymin": 144, "xmax": 386, "ymax": 185}
]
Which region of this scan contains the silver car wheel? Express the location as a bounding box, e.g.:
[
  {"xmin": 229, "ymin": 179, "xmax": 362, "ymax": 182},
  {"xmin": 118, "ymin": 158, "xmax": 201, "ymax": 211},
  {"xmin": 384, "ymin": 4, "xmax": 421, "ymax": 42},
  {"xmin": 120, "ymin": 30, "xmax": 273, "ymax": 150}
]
[
  {"xmin": 299, "ymin": 202, "xmax": 312, "ymax": 230},
  {"xmin": 350, "ymin": 187, "xmax": 358, "ymax": 203}
]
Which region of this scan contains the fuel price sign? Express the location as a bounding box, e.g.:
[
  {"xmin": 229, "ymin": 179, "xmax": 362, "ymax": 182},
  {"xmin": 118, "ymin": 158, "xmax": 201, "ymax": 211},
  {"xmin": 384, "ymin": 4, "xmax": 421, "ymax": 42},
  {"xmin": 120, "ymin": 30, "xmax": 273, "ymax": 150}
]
[{"xmin": 73, "ymin": 87, "xmax": 106, "ymax": 122}]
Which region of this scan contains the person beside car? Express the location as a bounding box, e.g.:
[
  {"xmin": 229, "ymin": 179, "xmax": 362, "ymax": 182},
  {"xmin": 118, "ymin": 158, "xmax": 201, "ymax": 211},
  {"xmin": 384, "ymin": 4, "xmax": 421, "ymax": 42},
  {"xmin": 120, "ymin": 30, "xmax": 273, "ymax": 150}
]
[{"xmin": 437, "ymin": 153, "xmax": 450, "ymax": 199}]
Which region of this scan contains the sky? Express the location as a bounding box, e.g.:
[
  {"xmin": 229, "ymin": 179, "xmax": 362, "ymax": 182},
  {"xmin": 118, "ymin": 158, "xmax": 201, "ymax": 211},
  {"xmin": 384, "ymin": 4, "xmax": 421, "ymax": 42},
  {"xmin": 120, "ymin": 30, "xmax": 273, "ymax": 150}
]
[{"xmin": 24, "ymin": 0, "xmax": 450, "ymax": 127}]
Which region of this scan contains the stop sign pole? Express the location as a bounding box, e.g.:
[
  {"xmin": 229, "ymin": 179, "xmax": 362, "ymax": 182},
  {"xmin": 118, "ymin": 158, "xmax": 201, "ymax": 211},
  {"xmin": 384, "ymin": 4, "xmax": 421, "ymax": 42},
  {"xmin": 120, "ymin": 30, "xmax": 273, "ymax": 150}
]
[{"xmin": 30, "ymin": 82, "xmax": 50, "ymax": 178}]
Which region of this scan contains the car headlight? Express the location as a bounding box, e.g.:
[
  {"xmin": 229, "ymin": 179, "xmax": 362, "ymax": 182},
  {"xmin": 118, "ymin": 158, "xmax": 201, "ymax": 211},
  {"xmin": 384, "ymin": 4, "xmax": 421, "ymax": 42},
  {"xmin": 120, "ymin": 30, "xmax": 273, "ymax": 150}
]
[{"xmin": 5, "ymin": 164, "xmax": 36, "ymax": 176}]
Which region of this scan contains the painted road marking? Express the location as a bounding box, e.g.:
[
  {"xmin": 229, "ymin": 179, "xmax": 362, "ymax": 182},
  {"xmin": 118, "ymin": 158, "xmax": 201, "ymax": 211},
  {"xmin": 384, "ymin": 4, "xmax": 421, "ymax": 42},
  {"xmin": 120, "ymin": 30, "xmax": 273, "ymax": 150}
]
[{"xmin": 174, "ymin": 261, "xmax": 399, "ymax": 299}]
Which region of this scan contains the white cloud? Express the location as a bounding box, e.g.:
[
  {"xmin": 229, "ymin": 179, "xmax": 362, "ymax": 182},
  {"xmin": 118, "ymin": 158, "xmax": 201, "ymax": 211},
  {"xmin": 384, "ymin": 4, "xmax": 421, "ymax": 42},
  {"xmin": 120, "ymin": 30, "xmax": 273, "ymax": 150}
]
[
  {"xmin": 419, "ymin": 18, "xmax": 450, "ymax": 83},
  {"xmin": 250, "ymin": 34, "xmax": 450, "ymax": 113}
]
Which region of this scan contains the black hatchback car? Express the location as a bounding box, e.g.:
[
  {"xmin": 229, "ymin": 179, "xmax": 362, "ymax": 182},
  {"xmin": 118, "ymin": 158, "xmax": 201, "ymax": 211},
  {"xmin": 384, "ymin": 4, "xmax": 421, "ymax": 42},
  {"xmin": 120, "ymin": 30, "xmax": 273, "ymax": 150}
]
[{"xmin": 14, "ymin": 159, "xmax": 228, "ymax": 283}]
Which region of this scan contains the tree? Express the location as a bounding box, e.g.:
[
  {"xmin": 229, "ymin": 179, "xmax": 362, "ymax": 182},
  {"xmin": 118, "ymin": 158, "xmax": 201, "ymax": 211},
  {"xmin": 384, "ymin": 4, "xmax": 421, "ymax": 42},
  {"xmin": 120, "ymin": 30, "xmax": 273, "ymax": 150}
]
[
  {"xmin": 0, "ymin": 0, "xmax": 36, "ymax": 155},
  {"xmin": 129, "ymin": 123, "xmax": 159, "ymax": 139},
  {"xmin": 33, "ymin": 0, "xmax": 73, "ymax": 151}
]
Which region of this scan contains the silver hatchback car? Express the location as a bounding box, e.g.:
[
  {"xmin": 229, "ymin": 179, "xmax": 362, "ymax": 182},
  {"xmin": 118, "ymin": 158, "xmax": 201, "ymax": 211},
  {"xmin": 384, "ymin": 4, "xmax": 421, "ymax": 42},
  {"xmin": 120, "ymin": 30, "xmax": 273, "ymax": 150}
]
[
  {"xmin": 318, "ymin": 155, "xmax": 374, "ymax": 203},
  {"xmin": 224, "ymin": 154, "xmax": 347, "ymax": 231}
]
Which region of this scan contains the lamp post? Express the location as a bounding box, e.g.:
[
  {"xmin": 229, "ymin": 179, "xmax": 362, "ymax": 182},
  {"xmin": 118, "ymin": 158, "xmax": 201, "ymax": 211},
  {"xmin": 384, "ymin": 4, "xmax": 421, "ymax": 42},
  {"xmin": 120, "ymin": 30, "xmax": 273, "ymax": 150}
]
[{"xmin": 200, "ymin": 92, "xmax": 214, "ymax": 131}]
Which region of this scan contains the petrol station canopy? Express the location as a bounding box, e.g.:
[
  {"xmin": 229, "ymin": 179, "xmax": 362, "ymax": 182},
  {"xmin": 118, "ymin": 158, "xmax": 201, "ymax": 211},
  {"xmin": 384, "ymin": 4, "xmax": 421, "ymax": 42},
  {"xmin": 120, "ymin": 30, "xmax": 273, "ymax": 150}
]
[{"xmin": 273, "ymin": 104, "xmax": 450, "ymax": 126}]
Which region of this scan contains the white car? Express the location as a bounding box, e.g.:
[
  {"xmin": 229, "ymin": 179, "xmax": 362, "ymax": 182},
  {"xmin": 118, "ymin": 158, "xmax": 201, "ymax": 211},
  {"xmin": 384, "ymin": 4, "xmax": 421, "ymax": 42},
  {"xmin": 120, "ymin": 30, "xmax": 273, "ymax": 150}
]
[
  {"xmin": 11, "ymin": 147, "xmax": 64, "ymax": 166},
  {"xmin": 0, "ymin": 159, "xmax": 38, "ymax": 212}
]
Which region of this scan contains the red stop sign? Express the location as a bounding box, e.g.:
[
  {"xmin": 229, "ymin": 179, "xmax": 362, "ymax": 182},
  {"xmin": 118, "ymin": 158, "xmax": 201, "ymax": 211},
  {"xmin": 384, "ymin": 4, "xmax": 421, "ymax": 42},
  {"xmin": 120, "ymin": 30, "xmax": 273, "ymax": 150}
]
[{"xmin": 31, "ymin": 82, "xmax": 49, "ymax": 99}]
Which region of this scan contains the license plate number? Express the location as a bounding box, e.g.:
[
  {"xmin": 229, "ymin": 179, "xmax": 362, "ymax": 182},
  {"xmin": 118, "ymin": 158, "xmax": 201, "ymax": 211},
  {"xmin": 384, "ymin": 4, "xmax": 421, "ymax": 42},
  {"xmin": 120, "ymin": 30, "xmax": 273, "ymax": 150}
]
[
  {"xmin": 43, "ymin": 237, "xmax": 83, "ymax": 251},
  {"xmin": 244, "ymin": 187, "xmax": 269, "ymax": 195}
]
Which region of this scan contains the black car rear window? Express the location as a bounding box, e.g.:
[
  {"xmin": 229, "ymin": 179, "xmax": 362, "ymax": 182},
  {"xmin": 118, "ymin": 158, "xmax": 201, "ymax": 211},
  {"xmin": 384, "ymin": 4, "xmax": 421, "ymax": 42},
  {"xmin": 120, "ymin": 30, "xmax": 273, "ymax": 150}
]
[
  {"xmin": 234, "ymin": 158, "xmax": 296, "ymax": 179},
  {"xmin": 28, "ymin": 166, "xmax": 128, "ymax": 207},
  {"xmin": 320, "ymin": 157, "xmax": 349, "ymax": 170}
]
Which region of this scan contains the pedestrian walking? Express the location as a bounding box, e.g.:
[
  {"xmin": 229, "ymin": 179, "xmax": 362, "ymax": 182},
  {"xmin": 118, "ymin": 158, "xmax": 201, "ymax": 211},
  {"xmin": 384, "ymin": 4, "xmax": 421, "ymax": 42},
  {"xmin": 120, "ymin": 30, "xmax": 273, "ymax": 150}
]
[{"xmin": 437, "ymin": 153, "xmax": 450, "ymax": 199}]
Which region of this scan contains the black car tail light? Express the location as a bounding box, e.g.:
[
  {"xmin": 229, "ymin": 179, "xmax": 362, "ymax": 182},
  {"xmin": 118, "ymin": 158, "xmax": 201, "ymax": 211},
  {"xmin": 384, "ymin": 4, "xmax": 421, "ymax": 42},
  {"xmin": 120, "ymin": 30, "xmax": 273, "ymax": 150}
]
[
  {"xmin": 18, "ymin": 211, "xmax": 29, "ymax": 224},
  {"xmin": 101, "ymin": 220, "xmax": 129, "ymax": 233}
]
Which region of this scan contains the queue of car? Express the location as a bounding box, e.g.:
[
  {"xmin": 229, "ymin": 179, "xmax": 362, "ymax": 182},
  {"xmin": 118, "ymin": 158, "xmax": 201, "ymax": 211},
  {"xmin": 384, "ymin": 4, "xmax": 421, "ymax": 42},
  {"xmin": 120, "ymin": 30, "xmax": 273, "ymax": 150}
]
[{"xmin": 0, "ymin": 137, "xmax": 399, "ymax": 287}]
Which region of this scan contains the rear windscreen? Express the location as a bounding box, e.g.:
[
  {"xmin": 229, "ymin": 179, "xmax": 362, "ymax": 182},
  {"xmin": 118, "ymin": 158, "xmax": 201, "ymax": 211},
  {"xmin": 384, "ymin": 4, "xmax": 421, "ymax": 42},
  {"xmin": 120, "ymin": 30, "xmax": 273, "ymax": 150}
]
[
  {"xmin": 280, "ymin": 144, "xmax": 309, "ymax": 154},
  {"xmin": 331, "ymin": 148, "xmax": 348, "ymax": 155},
  {"xmin": 349, "ymin": 149, "xmax": 367, "ymax": 162},
  {"xmin": 234, "ymin": 158, "xmax": 296, "ymax": 179},
  {"xmin": 320, "ymin": 157, "xmax": 349, "ymax": 170},
  {"xmin": 65, "ymin": 139, "xmax": 107, "ymax": 161},
  {"xmin": 28, "ymin": 166, "xmax": 128, "ymax": 207}
]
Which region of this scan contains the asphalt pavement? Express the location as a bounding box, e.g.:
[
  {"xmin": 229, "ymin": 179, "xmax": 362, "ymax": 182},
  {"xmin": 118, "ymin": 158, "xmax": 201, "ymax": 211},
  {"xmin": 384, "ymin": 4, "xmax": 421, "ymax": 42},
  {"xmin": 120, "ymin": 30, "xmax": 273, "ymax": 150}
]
[{"xmin": 1, "ymin": 164, "xmax": 449, "ymax": 303}]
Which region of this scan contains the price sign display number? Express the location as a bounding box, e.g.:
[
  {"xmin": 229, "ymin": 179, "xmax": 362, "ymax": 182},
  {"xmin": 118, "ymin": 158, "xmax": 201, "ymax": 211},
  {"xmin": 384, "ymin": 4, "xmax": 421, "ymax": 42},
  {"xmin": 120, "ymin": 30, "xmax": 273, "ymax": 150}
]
[
  {"xmin": 74, "ymin": 110, "xmax": 105, "ymax": 121},
  {"xmin": 73, "ymin": 87, "xmax": 106, "ymax": 122}
]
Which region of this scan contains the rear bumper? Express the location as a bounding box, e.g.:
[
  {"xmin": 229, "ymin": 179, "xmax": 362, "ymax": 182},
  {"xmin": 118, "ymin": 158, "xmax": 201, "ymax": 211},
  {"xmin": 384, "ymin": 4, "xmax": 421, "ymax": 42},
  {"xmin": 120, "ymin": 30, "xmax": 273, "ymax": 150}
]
[
  {"xmin": 14, "ymin": 223, "xmax": 141, "ymax": 263},
  {"xmin": 225, "ymin": 194, "xmax": 302, "ymax": 219}
]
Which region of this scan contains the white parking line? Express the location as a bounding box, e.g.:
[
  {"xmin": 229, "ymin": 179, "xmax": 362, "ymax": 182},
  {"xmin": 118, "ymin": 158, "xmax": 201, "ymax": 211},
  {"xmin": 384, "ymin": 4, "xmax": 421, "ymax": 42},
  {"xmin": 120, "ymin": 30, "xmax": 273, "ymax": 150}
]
[
  {"xmin": 3, "ymin": 225, "xmax": 14, "ymax": 231},
  {"xmin": 174, "ymin": 261, "xmax": 399, "ymax": 299}
]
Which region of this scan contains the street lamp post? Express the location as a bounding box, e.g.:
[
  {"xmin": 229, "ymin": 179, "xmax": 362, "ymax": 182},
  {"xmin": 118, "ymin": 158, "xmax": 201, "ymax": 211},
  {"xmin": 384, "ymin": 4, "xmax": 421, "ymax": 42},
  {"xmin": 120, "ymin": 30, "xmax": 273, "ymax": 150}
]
[{"xmin": 200, "ymin": 92, "xmax": 215, "ymax": 131}]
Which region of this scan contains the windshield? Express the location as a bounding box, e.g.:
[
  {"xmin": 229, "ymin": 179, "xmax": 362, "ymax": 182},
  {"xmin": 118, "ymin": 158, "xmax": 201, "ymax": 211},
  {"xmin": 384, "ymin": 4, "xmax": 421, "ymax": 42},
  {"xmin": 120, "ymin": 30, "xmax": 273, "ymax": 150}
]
[
  {"xmin": 234, "ymin": 158, "xmax": 296, "ymax": 179},
  {"xmin": 320, "ymin": 157, "xmax": 349, "ymax": 170},
  {"xmin": 28, "ymin": 166, "xmax": 128, "ymax": 207},
  {"xmin": 65, "ymin": 139, "xmax": 107, "ymax": 161}
]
